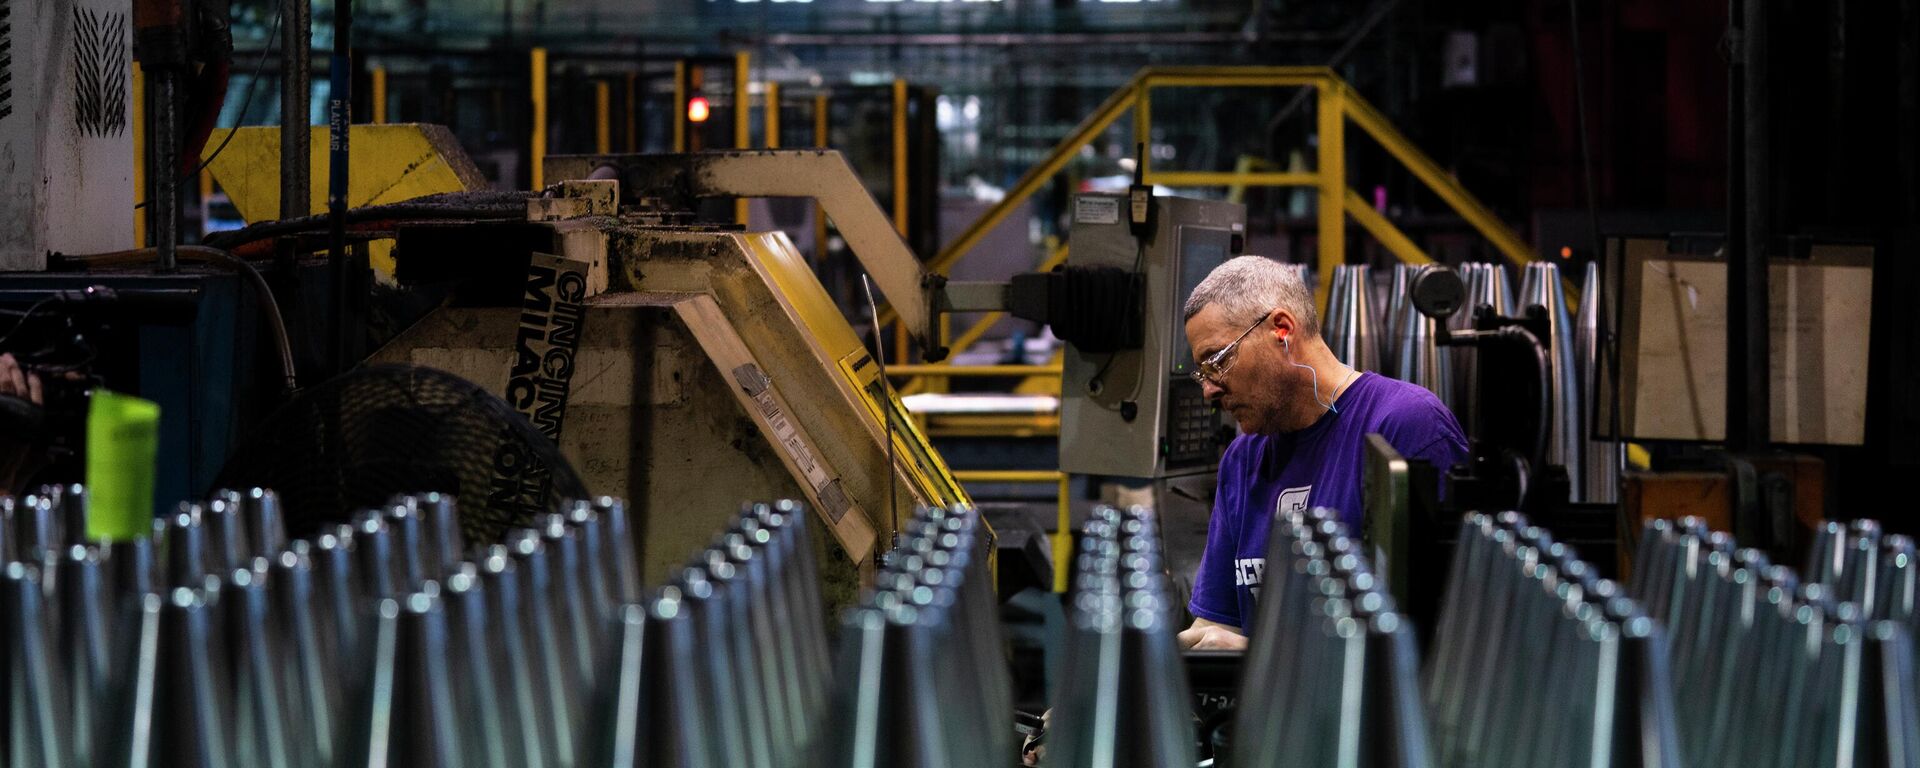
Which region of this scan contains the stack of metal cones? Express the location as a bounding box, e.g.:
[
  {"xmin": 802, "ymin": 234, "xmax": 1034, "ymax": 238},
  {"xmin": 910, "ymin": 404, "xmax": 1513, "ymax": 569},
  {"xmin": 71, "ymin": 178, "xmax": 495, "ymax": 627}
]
[
  {"xmin": 0, "ymin": 485, "xmax": 847, "ymax": 768},
  {"xmin": 1632, "ymin": 517, "xmax": 1920, "ymax": 768},
  {"xmin": 1450, "ymin": 263, "xmax": 1515, "ymax": 435},
  {"xmin": 1325, "ymin": 265, "xmax": 1382, "ymax": 373},
  {"xmin": 1383, "ymin": 263, "xmax": 1456, "ymax": 415},
  {"xmin": 1231, "ymin": 506, "xmax": 1433, "ymax": 768},
  {"xmin": 1516, "ymin": 262, "xmax": 1586, "ymax": 501},
  {"xmin": 1046, "ymin": 505, "xmax": 1196, "ymax": 768},
  {"xmin": 1574, "ymin": 261, "xmax": 1619, "ymax": 503},
  {"xmin": 821, "ymin": 503, "xmax": 1011, "ymax": 768},
  {"xmin": 1425, "ymin": 512, "xmax": 1681, "ymax": 768}
]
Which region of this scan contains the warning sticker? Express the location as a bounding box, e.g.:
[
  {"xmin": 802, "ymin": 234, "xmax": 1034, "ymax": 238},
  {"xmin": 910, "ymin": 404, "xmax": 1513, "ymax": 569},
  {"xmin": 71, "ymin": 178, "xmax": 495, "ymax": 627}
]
[{"xmin": 731, "ymin": 363, "xmax": 848, "ymax": 523}]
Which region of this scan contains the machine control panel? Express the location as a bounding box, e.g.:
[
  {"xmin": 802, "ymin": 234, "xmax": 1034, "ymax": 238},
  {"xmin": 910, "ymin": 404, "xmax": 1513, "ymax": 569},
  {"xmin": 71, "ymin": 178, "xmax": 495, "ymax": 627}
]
[{"xmin": 1060, "ymin": 194, "xmax": 1245, "ymax": 479}]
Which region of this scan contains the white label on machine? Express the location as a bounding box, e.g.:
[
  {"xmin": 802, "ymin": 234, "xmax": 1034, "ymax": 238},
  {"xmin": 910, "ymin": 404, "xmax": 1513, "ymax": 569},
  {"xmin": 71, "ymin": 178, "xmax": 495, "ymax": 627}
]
[
  {"xmin": 732, "ymin": 364, "xmax": 849, "ymax": 523},
  {"xmin": 1074, "ymin": 197, "xmax": 1121, "ymax": 225}
]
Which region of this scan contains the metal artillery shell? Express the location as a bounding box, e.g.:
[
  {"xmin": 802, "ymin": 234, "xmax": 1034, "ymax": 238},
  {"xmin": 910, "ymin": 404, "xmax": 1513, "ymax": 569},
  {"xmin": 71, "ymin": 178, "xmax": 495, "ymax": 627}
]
[
  {"xmin": 55, "ymin": 484, "xmax": 89, "ymax": 549},
  {"xmin": 584, "ymin": 604, "xmax": 646, "ymax": 768},
  {"xmin": 439, "ymin": 566, "xmax": 513, "ymax": 768},
  {"xmin": 1518, "ymin": 261, "xmax": 1585, "ymax": 501},
  {"xmin": 1854, "ymin": 621, "xmax": 1920, "ymax": 768},
  {"xmin": 541, "ymin": 512, "xmax": 601, "ymax": 699},
  {"xmin": 245, "ymin": 488, "xmax": 289, "ymax": 561},
  {"xmin": 267, "ymin": 545, "xmax": 338, "ymax": 768},
  {"xmin": 723, "ymin": 529, "xmax": 801, "ymax": 765},
  {"xmin": 1601, "ymin": 616, "xmax": 1684, "ymax": 768},
  {"xmin": 164, "ymin": 503, "xmax": 207, "ymax": 591},
  {"xmin": 16, "ymin": 492, "xmax": 58, "ymax": 562},
  {"xmin": 1390, "ymin": 263, "xmax": 1420, "ymax": 376},
  {"xmin": 477, "ymin": 546, "xmax": 552, "ymax": 768},
  {"xmin": 1807, "ymin": 520, "xmax": 1849, "ymax": 587},
  {"xmin": 4, "ymin": 561, "xmax": 67, "ymax": 768},
  {"xmin": 1325, "ymin": 264, "xmax": 1383, "ymax": 372},
  {"xmin": 674, "ymin": 566, "xmax": 755, "ymax": 768},
  {"xmin": 565, "ymin": 500, "xmax": 616, "ymax": 624},
  {"xmin": 701, "ymin": 550, "xmax": 777, "ymax": 768},
  {"xmin": 352, "ymin": 511, "xmax": 398, "ymax": 601},
  {"xmin": 385, "ymin": 594, "xmax": 461, "ymax": 768},
  {"xmin": 1878, "ymin": 536, "xmax": 1918, "ymax": 626},
  {"xmin": 638, "ymin": 588, "xmax": 717, "ymax": 768},
  {"xmin": 1576, "ymin": 261, "xmax": 1619, "ymax": 503},
  {"xmin": 221, "ymin": 564, "xmax": 294, "ymax": 768},
  {"xmin": 1362, "ymin": 611, "xmax": 1437, "ymax": 768},
  {"xmin": 506, "ymin": 528, "xmax": 581, "ymax": 768},
  {"xmin": 150, "ymin": 587, "xmax": 231, "ymax": 768},
  {"xmin": 383, "ymin": 501, "xmax": 428, "ymax": 593},
  {"xmin": 1395, "ymin": 305, "xmax": 1455, "ymax": 413},
  {"xmin": 594, "ymin": 496, "xmax": 641, "ymax": 606},
  {"xmin": 205, "ymin": 495, "xmax": 250, "ymax": 578}
]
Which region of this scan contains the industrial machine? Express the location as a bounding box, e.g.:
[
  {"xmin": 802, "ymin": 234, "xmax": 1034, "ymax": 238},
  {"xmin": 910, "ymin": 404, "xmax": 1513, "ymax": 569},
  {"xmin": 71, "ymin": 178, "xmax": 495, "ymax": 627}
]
[
  {"xmin": 373, "ymin": 152, "xmax": 973, "ymax": 587},
  {"xmin": 1055, "ymin": 193, "xmax": 1244, "ymax": 481},
  {"xmin": 1036, "ymin": 192, "xmax": 1245, "ymax": 604}
]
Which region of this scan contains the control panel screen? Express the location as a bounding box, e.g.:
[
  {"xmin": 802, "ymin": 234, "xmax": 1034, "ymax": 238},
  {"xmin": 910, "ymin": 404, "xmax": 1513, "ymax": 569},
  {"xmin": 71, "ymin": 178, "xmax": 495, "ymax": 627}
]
[{"xmin": 1169, "ymin": 227, "xmax": 1233, "ymax": 375}]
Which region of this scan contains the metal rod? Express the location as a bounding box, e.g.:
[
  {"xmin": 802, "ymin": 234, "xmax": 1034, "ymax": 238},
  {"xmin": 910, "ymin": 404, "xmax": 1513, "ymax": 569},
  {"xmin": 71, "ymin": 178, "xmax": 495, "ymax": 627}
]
[
  {"xmin": 281, "ymin": 0, "xmax": 311, "ymax": 223},
  {"xmin": 328, "ymin": 0, "xmax": 354, "ymax": 372},
  {"xmin": 1726, "ymin": 0, "xmax": 1764, "ymax": 453},
  {"xmin": 1739, "ymin": 0, "xmax": 1772, "ymax": 451},
  {"xmin": 153, "ymin": 71, "xmax": 180, "ymax": 272}
]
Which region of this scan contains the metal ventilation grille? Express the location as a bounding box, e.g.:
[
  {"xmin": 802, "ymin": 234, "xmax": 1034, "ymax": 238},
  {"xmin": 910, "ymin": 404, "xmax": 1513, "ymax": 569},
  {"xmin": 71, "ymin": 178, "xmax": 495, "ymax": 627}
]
[
  {"xmin": 70, "ymin": 6, "xmax": 127, "ymax": 136},
  {"xmin": 214, "ymin": 364, "xmax": 591, "ymax": 545}
]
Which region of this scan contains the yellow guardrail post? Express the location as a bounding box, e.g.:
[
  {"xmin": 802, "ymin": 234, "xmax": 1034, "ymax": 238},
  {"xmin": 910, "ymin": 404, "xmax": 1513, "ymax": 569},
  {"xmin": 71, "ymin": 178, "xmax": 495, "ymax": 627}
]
[
  {"xmin": 595, "ymin": 80, "xmax": 612, "ymax": 154},
  {"xmin": 673, "ymin": 60, "xmax": 687, "ymax": 153},
  {"xmin": 736, "ymin": 51, "xmax": 752, "ymax": 225},
  {"xmin": 625, "ymin": 72, "xmax": 638, "ymax": 152},
  {"xmin": 891, "ymin": 77, "xmax": 911, "ymax": 366},
  {"xmin": 1054, "ymin": 473, "xmax": 1070, "ymax": 591},
  {"xmin": 813, "ymin": 92, "xmax": 830, "ymax": 266},
  {"xmin": 1135, "ymin": 79, "xmax": 1151, "ymax": 176},
  {"xmin": 371, "ymin": 67, "xmax": 387, "ymax": 124},
  {"xmin": 531, "ymin": 48, "xmax": 548, "ymax": 189},
  {"xmin": 1315, "ymin": 80, "xmax": 1345, "ymax": 312},
  {"xmin": 765, "ymin": 82, "xmax": 780, "ymax": 148},
  {"xmin": 948, "ymin": 470, "xmax": 1074, "ymax": 592}
]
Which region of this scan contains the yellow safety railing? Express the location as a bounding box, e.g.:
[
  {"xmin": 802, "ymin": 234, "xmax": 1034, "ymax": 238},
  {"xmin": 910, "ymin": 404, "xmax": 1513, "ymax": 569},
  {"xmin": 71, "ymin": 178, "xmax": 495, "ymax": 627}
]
[
  {"xmin": 950, "ymin": 470, "xmax": 1072, "ymax": 592},
  {"xmin": 886, "ymin": 65, "xmax": 1539, "ymax": 371}
]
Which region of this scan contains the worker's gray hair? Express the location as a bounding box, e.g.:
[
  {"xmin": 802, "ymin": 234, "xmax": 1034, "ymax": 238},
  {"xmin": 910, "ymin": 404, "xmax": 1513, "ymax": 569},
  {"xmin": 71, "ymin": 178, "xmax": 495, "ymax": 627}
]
[{"xmin": 1182, "ymin": 255, "xmax": 1319, "ymax": 337}]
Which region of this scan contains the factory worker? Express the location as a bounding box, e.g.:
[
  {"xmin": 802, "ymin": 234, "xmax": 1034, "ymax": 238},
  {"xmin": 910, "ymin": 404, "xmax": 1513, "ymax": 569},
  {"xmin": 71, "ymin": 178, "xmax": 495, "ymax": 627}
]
[{"xmin": 1175, "ymin": 256, "xmax": 1467, "ymax": 650}]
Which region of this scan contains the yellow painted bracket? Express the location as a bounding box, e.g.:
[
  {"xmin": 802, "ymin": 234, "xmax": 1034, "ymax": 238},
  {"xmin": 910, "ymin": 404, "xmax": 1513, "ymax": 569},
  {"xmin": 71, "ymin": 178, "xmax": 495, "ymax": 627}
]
[{"xmin": 202, "ymin": 123, "xmax": 488, "ymax": 277}]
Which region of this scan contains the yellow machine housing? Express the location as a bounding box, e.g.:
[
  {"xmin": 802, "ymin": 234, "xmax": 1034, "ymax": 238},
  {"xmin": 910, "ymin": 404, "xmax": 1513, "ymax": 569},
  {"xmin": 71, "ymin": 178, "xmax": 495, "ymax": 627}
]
[{"xmin": 376, "ymin": 165, "xmax": 975, "ymax": 594}]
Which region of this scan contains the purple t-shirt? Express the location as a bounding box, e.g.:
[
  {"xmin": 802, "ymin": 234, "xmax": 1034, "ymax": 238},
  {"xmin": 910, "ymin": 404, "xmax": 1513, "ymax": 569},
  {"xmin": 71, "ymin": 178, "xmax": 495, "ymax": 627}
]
[{"xmin": 1187, "ymin": 372, "xmax": 1468, "ymax": 630}]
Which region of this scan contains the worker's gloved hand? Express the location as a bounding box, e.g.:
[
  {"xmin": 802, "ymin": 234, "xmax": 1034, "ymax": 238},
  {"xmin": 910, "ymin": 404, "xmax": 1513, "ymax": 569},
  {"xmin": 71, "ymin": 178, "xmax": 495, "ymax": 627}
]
[
  {"xmin": 0, "ymin": 353, "xmax": 48, "ymax": 494},
  {"xmin": 1176, "ymin": 618, "xmax": 1248, "ymax": 651}
]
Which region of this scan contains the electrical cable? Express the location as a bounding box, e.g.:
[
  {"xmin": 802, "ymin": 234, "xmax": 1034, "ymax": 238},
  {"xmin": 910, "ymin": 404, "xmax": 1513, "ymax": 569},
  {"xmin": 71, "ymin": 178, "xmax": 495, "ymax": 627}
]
[
  {"xmin": 134, "ymin": 4, "xmax": 284, "ymax": 210},
  {"xmin": 861, "ymin": 275, "xmax": 900, "ymax": 546},
  {"xmin": 1086, "ymin": 238, "xmax": 1149, "ymax": 400},
  {"xmin": 0, "ymin": 298, "xmax": 64, "ymax": 351},
  {"xmin": 200, "ymin": 194, "xmax": 532, "ymax": 250},
  {"xmin": 61, "ymin": 246, "xmax": 299, "ymax": 394}
]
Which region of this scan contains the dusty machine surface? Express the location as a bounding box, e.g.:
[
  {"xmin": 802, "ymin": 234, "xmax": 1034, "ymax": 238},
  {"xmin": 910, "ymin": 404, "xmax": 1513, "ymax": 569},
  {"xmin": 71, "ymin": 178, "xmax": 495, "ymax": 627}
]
[{"xmin": 377, "ymin": 152, "xmax": 972, "ymax": 591}]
